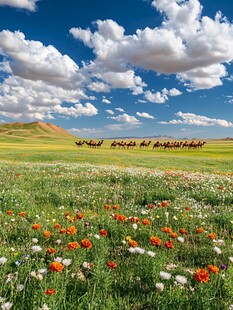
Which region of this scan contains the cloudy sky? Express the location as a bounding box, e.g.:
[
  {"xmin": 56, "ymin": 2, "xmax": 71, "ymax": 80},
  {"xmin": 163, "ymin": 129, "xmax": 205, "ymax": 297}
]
[{"xmin": 0, "ymin": 0, "xmax": 233, "ymax": 138}]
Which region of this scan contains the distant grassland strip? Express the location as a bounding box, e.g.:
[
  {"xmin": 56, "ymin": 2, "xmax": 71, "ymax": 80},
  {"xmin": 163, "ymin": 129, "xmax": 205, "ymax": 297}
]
[{"xmin": 0, "ymin": 139, "xmax": 232, "ymax": 174}]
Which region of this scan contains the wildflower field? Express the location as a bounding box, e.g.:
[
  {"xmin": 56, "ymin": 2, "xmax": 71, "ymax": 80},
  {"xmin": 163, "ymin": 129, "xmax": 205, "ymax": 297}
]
[{"xmin": 0, "ymin": 157, "xmax": 233, "ymax": 310}]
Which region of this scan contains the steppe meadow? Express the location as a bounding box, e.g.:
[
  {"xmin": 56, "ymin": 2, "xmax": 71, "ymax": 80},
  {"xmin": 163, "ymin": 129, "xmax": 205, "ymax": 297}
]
[
  {"xmin": 1, "ymin": 0, "xmax": 233, "ymax": 309},
  {"xmin": 0, "ymin": 135, "xmax": 232, "ymax": 310}
]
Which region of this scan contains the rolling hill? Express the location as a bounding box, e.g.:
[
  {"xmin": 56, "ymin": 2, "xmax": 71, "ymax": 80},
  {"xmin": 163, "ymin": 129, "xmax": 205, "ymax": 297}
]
[{"xmin": 0, "ymin": 121, "xmax": 76, "ymax": 141}]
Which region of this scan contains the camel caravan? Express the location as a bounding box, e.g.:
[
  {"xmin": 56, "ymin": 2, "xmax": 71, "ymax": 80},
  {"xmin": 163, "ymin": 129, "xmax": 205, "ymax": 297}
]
[
  {"xmin": 75, "ymin": 140, "xmax": 104, "ymax": 148},
  {"xmin": 75, "ymin": 139, "xmax": 206, "ymax": 150}
]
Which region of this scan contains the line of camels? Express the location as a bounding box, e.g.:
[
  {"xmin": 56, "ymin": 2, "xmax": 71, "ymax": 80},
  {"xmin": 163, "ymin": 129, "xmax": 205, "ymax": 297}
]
[{"xmin": 75, "ymin": 139, "xmax": 206, "ymax": 150}]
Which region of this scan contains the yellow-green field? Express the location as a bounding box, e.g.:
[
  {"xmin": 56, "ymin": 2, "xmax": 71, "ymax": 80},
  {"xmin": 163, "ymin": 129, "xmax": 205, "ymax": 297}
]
[{"xmin": 0, "ymin": 137, "xmax": 232, "ymax": 174}]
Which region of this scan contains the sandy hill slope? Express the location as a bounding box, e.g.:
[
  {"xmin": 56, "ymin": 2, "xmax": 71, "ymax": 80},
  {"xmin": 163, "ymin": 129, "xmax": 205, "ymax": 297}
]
[{"xmin": 0, "ymin": 121, "xmax": 76, "ymax": 140}]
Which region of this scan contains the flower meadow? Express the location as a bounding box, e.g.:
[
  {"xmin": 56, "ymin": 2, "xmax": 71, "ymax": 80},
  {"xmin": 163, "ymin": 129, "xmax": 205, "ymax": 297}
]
[{"xmin": 0, "ymin": 162, "xmax": 233, "ymax": 310}]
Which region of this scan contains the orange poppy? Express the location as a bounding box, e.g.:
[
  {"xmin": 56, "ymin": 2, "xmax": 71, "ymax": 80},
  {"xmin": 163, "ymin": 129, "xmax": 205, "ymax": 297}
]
[
  {"xmin": 161, "ymin": 227, "xmax": 173, "ymax": 234},
  {"xmin": 59, "ymin": 228, "xmax": 67, "ymax": 234},
  {"xmin": 67, "ymin": 241, "xmax": 79, "ymax": 250},
  {"xmin": 32, "ymin": 223, "xmax": 41, "ymax": 230},
  {"xmin": 130, "ymin": 217, "xmax": 140, "ymax": 224},
  {"xmin": 99, "ymin": 229, "xmax": 107, "ymax": 237},
  {"xmin": 76, "ymin": 212, "xmax": 84, "ymax": 220},
  {"xmin": 113, "ymin": 204, "xmax": 119, "ymax": 210},
  {"xmin": 47, "ymin": 248, "xmax": 56, "ymax": 255},
  {"xmin": 207, "ymin": 265, "xmax": 219, "ymax": 274},
  {"xmin": 107, "ymin": 261, "xmax": 117, "ymax": 268},
  {"xmin": 208, "ymin": 233, "xmax": 216, "ymax": 240},
  {"xmin": 179, "ymin": 228, "xmax": 187, "ymax": 235},
  {"xmin": 164, "ymin": 240, "xmax": 174, "ymax": 249},
  {"xmin": 142, "ymin": 219, "xmax": 151, "ymax": 226},
  {"xmin": 81, "ymin": 239, "xmax": 92, "ymax": 249},
  {"xmin": 19, "ymin": 212, "xmax": 26, "ymax": 217},
  {"xmin": 43, "ymin": 231, "xmax": 52, "ymax": 238},
  {"xmin": 66, "ymin": 225, "xmax": 77, "ymax": 235},
  {"xmin": 118, "ymin": 215, "xmax": 127, "ymax": 222},
  {"xmin": 104, "ymin": 204, "xmax": 111, "ymax": 210},
  {"xmin": 150, "ymin": 236, "xmax": 162, "ymax": 246},
  {"xmin": 128, "ymin": 240, "xmax": 138, "ymax": 247},
  {"xmin": 148, "ymin": 203, "xmax": 155, "ymax": 209},
  {"xmin": 54, "ymin": 223, "xmax": 61, "ymax": 229},
  {"xmin": 193, "ymin": 269, "xmax": 210, "ymax": 283},
  {"xmin": 170, "ymin": 232, "xmax": 178, "ymax": 238},
  {"xmin": 49, "ymin": 262, "xmax": 64, "ymax": 272},
  {"xmin": 7, "ymin": 210, "xmax": 13, "ymax": 216},
  {"xmin": 45, "ymin": 288, "xmax": 56, "ymax": 295},
  {"xmin": 196, "ymin": 227, "xmax": 205, "ymax": 234}
]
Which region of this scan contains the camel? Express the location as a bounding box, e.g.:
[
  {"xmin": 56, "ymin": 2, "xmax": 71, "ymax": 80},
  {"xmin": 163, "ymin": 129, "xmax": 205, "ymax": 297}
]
[
  {"xmin": 85, "ymin": 140, "xmax": 97, "ymax": 148},
  {"xmin": 126, "ymin": 141, "xmax": 137, "ymax": 149},
  {"xmin": 140, "ymin": 140, "xmax": 151, "ymax": 148},
  {"xmin": 75, "ymin": 140, "xmax": 85, "ymax": 147},
  {"xmin": 152, "ymin": 141, "xmax": 161, "ymax": 149},
  {"xmin": 116, "ymin": 141, "xmax": 126, "ymax": 149},
  {"xmin": 96, "ymin": 140, "xmax": 104, "ymax": 148},
  {"xmin": 110, "ymin": 141, "xmax": 117, "ymax": 148}
]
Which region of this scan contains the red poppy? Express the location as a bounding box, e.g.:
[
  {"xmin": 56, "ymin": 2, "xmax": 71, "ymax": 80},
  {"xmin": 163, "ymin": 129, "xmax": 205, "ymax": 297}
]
[{"xmin": 107, "ymin": 261, "xmax": 117, "ymax": 269}]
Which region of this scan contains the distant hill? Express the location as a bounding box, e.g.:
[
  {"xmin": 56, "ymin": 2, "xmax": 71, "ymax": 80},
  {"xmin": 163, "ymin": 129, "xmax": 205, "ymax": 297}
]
[{"xmin": 0, "ymin": 122, "xmax": 76, "ymax": 140}]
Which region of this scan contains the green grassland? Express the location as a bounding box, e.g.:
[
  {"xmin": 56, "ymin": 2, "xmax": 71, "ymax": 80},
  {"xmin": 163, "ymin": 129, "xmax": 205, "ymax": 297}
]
[
  {"xmin": 0, "ymin": 124, "xmax": 233, "ymax": 309},
  {"xmin": 0, "ymin": 136, "xmax": 232, "ymax": 174}
]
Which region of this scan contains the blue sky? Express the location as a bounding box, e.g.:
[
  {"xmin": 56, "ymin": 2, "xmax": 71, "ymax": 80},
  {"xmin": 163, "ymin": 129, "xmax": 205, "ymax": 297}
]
[{"xmin": 0, "ymin": 0, "xmax": 232, "ymax": 138}]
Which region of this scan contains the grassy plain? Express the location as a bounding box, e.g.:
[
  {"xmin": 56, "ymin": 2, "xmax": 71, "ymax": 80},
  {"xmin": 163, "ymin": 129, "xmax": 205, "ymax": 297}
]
[
  {"xmin": 0, "ymin": 134, "xmax": 232, "ymax": 309},
  {"xmin": 0, "ymin": 137, "xmax": 232, "ymax": 174}
]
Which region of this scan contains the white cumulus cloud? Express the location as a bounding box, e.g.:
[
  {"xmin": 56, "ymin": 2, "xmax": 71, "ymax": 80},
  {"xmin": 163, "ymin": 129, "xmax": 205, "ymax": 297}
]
[
  {"xmin": 0, "ymin": 0, "xmax": 38, "ymax": 11},
  {"xmin": 159, "ymin": 111, "xmax": 233, "ymax": 127},
  {"xmin": 70, "ymin": 0, "xmax": 233, "ymax": 90},
  {"xmin": 102, "ymin": 98, "xmax": 111, "ymax": 104},
  {"xmin": 0, "ymin": 30, "xmax": 83, "ymax": 89},
  {"xmin": 136, "ymin": 112, "xmax": 155, "ymax": 119}
]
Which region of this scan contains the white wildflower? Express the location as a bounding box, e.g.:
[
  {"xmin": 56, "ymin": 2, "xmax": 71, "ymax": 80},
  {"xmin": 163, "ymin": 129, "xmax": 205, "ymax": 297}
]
[
  {"xmin": 128, "ymin": 247, "xmax": 136, "ymax": 254},
  {"xmin": 94, "ymin": 234, "xmax": 100, "ymax": 239},
  {"xmin": 0, "ymin": 257, "xmax": 7, "ymax": 265},
  {"xmin": 177, "ymin": 237, "xmax": 185, "ymax": 243},
  {"xmin": 213, "ymin": 246, "xmax": 222, "ymax": 254},
  {"xmin": 38, "ymin": 268, "xmax": 47, "ymax": 275},
  {"xmin": 132, "ymin": 223, "xmax": 138, "ymax": 230},
  {"xmin": 54, "ymin": 257, "xmax": 63, "ymax": 262},
  {"xmin": 213, "ymin": 239, "xmax": 225, "ymax": 245},
  {"xmin": 55, "ymin": 239, "xmax": 61, "ymax": 244},
  {"xmin": 17, "ymin": 284, "xmax": 24, "ymax": 291},
  {"xmin": 147, "ymin": 251, "xmax": 155, "ymax": 257},
  {"xmin": 175, "ymin": 275, "xmax": 187, "ymax": 285},
  {"xmin": 30, "ymin": 271, "xmax": 37, "ymax": 278},
  {"xmin": 160, "ymin": 271, "xmax": 171, "ymax": 280},
  {"xmin": 62, "ymin": 259, "xmax": 72, "ymax": 266},
  {"xmin": 1, "ymin": 302, "xmax": 13, "ymax": 310},
  {"xmin": 135, "ymin": 247, "xmax": 145, "ymax": 254},
  {"xmin": 31, "ymin": 246, "xmax": 42, "ymax": 253},
  {"xmin": 155, "ymin": 282, "xmax": 164, "ymax": 292},
  {"xmin": 32, "ymin": 238, "xmax": 38, "ymax": 243},
  {"xmin": 229, "ymin": 257, "xmax": 233, "ymax": 263},
  {"xmin": 38, "ymin": 304, "xmax": 51, "ymax": 310}
]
